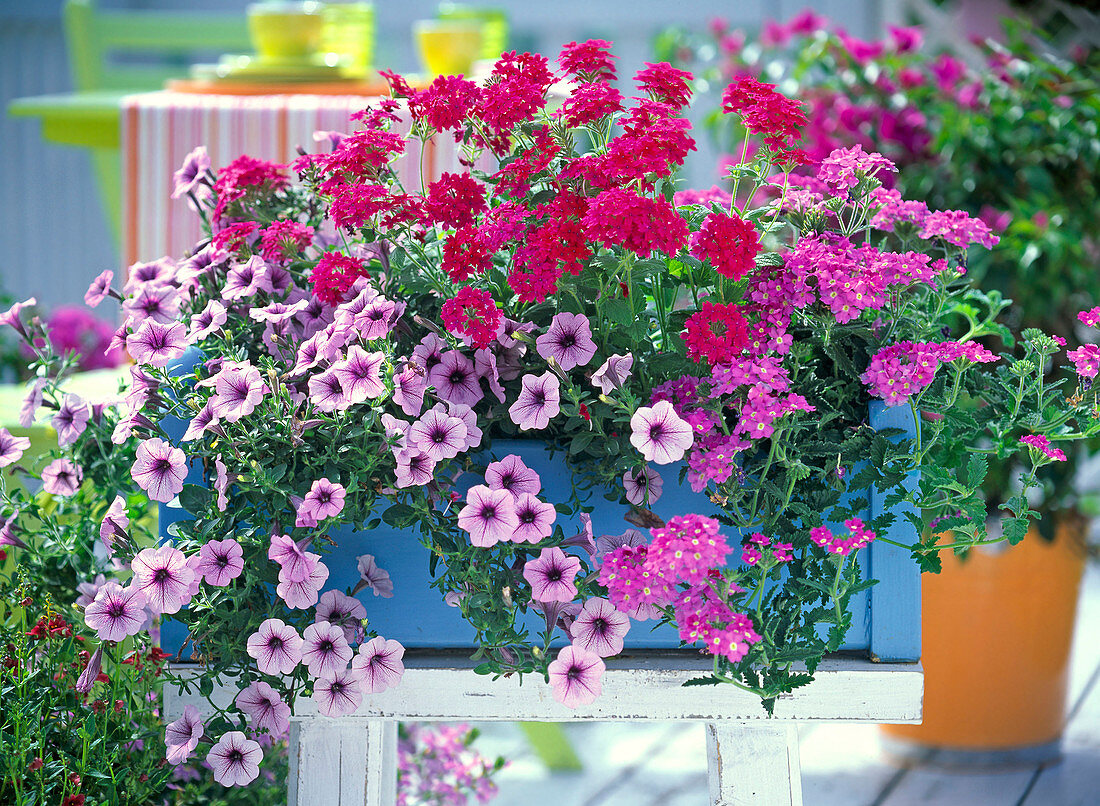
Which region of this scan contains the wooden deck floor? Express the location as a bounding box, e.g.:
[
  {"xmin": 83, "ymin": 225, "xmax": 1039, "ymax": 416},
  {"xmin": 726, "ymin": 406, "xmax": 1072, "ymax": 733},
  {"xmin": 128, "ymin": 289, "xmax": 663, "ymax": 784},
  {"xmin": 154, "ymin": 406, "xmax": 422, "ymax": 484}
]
[{"xmin": 470, "ymin": 565, "xmax": 1100, "ymax": 805}]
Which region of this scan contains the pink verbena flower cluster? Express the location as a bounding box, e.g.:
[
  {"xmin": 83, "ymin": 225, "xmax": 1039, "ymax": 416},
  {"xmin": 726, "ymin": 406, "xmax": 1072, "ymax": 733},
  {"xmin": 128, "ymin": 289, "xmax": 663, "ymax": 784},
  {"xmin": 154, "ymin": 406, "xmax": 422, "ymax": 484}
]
[
  {"xmin": 397, "ymin": 723, "xmax": 503, "ymax": 806},
  {"xmin": 862, "ymin": 341, "xmax": 997, "ymax": 406},
  {"xmin": 1021, "ymin": 434, "xmax": 1067, "ymax": 463},
  {"xmin": 809, "ymin": 518, "xmax": 876, "ymax": 556}
]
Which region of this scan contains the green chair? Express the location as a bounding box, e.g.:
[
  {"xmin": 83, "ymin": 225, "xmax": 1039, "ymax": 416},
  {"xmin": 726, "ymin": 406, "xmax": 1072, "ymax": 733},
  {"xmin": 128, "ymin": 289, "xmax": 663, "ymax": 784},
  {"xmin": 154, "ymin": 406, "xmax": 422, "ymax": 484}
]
[{"xmin": 8, "ymin": 0, "xmax": 251, "ymax": 241}]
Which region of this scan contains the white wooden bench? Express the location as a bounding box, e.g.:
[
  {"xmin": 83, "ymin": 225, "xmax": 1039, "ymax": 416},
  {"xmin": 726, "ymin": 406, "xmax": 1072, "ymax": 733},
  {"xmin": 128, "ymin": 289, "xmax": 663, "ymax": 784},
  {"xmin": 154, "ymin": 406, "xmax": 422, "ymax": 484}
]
[{"xmin": 164, "ymin": 651, "xmax": 922, "ymax": 806}]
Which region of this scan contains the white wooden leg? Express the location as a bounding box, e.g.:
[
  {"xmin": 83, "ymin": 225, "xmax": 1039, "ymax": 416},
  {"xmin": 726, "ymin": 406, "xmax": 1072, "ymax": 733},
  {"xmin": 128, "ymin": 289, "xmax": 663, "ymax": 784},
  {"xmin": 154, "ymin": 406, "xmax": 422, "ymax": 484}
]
[
  {"xmin": 288, "ymin": 718, "xmax": 397, "ymax": 806},
  {"xmin": 706, "ymin": 723, "xmax": 803, "ymax": 806}
]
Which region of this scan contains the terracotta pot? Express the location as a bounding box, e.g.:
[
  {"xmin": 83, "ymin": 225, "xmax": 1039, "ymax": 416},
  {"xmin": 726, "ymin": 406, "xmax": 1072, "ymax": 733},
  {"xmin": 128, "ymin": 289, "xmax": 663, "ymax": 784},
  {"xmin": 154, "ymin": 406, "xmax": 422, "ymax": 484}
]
[{"xmin": 881, "ymin": 518, "xmax": 1088, "ymax": 766}]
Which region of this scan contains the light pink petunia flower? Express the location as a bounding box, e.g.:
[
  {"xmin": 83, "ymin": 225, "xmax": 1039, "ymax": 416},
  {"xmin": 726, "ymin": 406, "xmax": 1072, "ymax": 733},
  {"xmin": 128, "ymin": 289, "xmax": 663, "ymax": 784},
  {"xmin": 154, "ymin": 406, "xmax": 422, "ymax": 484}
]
[
  {"xmin": 457, "ymin": 485, "xmax": 519, "ymax": 548},
  {"xmin": 0, "ymin": 297, "xmax": 36, "ymax": 340},
  {"xmin": 41, "ymin": 458, "xmax": 83, "ymax": 496},
  {"xmin": 75, "ymin": 573, "xmax": 107, "ymax": 609},
  {"xmin": 622, "ymin": 465, "xmax": 663, "ymax": 506},
  {"xmin": 392, "ymin": 363, "xmax": 428, "ymax": 417},
  {"xmin": 127, "ymin": 320, "xmax": 188, "ymax": 367},
  {"xmin": 164, "ymin": 704, "xmax": 205, "ymax": 765},
  {"xmin": 629, "ymin": 401, "xmax": 694, "ymax": 464},
  {"xmin": 211, "ymin": 362, "xmax": 264, "ymax": 422},
  {"xmin": 236, "ymin": 680, "xmax": 291, "ymax": 737},
  {"xmin": 591, "ymin": 353, "xmax": 634, "ymax": 393},
  {"xmin": 409, "ymin": 408, "xmax": 468, "ymax": 462},
  {"xmin": 223, "ymin": 256, "xmax": 274, "ymax": 300},
  {"xmin": 313, "ymin": 666, "xmax": 363, "ymax": 716},
  {"xmin": 172, "ymin": 146, "xmax": 210, "ymax": 199},
  {"xmin": 268, "ymin": 534, "xmax": 315, "ymax": 582},
  {"xmin": 485, "ymin": 454, "xmax": 541, "ymax": 497},
  {"xmin": 0, "ymin": 511, "xmax": 25, "ymax": 550},
  {"xmin": 197, "ymin": 538, "xmax": 244, "ymax": 586},
  {"xmin": 84, "ymin": 581, "xmax": 148, "ymax": 642},
  {"xmin": 0, "ymin": 427, "xmax": 31, "ymax": 468},
  {"xmin": 85, "ymin": 270, "xmax": 115, "ymax": 308},
  {"xmin": 512, "ymin": 493, "xmax": 556, "ymax": 544},
  {"xmin": 548, "ymin": 644, "xmax": 605, "ymax": 708},
  {"xmin": 296, "ymin": 478, "xmax": 346, "ymax": 527},
  {"xmin": 523, "ymin": 547, "xmax": 582, "ymax": 603},
  {"xmin": 276, "ymin": 558, "xmax": 329, "ymax": 609},
  {"xmin": 181, "ymin": 402, "xmax": 220, "ymax": 443},
  {"xmin": 333, "ymin": 346, "xmax": 386, "ymax": 404},
  {"xmin": 301, "ymin": 621, "xmax": 353, "ymax": 680},
  {"xmin": 571, "ymin": 597, "xmax": 630, "ymax": 657},
  {"xmin": 99, "ymin": 495, "xmax": 129, "ymax": 555},
  {"xmin": 123, "ymin": 283, "xmax": 181, "ymax": 326},
  {"xmin": 130, "ymin": 545, "xmax": 196, "ymax": 614},
  {"xmin": 315, "ymin": 590, "xmax": 367, "ymax": 646},
  {"xmin": 354, "ymin": 554, "xmax": 394, "ymax": 598},
  {"xmin": 351, "ymin": 636, "xmax": 405, "ymax": 693},
  {"xmin": 246, "ymin": 618, "xmax": 304, "ymax": 676},
  {"xmin": 509, "ymin": 372, "xmax": 561, "ymax": 431},
  {"xmin": 189, "ymin": 300, "xmax": 227, "ymax": 342},
  {"xmin": 428, "ymin": 350, "xmax": 484, "ymax": 407},
  {"xmin": 18, "ymin": 379, "xmax": 46, "ymax": 428},
  {"xmin": 394, "ymin": 449, "xmax": 436, "ymax": 488},
  {"xmin": 131, "ymin": 438, "xmax": 187, "ymax": 502},
  {"xmin": 207, "ymin": 731, "xmax": 263, "ymax": 787},
  {"xmin": 308, "ymin": 368, "xmax": 349, "ymax": 412},
  {"xmin": 52, "ymin": 394, "xmax": 91, "ymax": 448},
  {"xmin": 536, "ymin": 312, "xmax": 598, "ymax": 371}
]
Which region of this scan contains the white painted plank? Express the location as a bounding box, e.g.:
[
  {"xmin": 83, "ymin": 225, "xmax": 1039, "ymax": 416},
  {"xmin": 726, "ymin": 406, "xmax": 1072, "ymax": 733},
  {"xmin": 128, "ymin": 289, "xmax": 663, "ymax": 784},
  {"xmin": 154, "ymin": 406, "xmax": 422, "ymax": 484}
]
[
  {"xmin": 877, "ymin": 767, "xmax": 1036, "ymax": 805},
  {"xmin": 165, "ymin": 655, "xmax": 922, "ymax": 723},
  {"xmin": 288, "ymin": 718, "xmax": 396, "ymax": 806},
  {"xmin": 707, "ymin": 723, "xmax": 803, "ymax": 806}
]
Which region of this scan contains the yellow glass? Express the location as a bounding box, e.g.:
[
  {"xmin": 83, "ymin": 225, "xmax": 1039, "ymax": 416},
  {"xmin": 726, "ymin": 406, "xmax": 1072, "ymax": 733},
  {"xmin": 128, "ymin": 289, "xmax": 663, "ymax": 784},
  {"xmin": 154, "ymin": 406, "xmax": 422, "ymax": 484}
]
[
  {"xmin": 413, "ymin": 20, "xmax": 483, "ymax": 77},
  {"xmin": 321, "ymin": 3, "xmax": 375, "ymax": 76},
  {"xmin": 436, "ymin": 4, "xmax": 508, "ymax": 61},
  {"xmin": 247, "ymin": 1, "xmax": 325, "ymax": 62}
]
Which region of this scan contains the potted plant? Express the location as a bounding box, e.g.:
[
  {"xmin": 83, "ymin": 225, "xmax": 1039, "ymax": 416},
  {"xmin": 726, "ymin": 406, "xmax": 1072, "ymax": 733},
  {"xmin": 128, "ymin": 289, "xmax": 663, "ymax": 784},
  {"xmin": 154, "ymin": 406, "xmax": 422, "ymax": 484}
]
[
  {"xmin": 661, "ymin": 11, "xmax": 1100, "ymax": 763},
  {"xmin": 2, "ymin": 40, "xmax": 1095, "ymax": 790}
]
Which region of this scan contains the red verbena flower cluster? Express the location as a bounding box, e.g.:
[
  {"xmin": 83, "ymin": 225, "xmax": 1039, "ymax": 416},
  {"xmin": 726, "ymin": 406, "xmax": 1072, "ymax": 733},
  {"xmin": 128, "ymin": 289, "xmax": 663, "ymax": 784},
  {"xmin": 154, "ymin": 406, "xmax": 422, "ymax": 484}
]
[{"xmin": 440, "ymin": 287, "xmax": 502, "ymax": 349}]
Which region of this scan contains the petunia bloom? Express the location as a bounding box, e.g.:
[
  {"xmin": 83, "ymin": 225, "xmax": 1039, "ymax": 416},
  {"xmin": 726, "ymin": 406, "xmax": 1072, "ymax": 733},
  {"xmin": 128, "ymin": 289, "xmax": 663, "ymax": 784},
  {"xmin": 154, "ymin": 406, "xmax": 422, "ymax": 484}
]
[
  {"xmin": 84, "ymin": 582, "xmax": 147, "ymax": 642},
  {"xmin": 523, "ymin": 547, "xmax": 582, "ymax": 603},
  {"xmin": 301, "ymin": 621, "xmax": 353, "ymax": 680},
  {"xmin": 571, "ymin": 597, "xmax": 630, "ymax": 657},
  {"xmin": 276, "ymin": 559, "xmax": 329, "ymax": 610},
  {"xmin": 246, "ymin": 618, "xmax": 304, "ymax": 676},
  {"xmin": 351, "ymin": 636, "xmax": 405, "ymax": 693},
  {"xmin": 172, "ymin": 146, "xmax": 210, "ymax": 198},
  {"xmin": 591, "ymin": 353, "xmax": 634, "ymax": 394},
  {"xmin": 127, "ymin": 320, "xmax": 188, "ymax": 367},
  {"xmin": 207, "ymin": 731, "xmax": 262, "ymax": 787},
  {"xmin": 547, "ymin": 644, "xmax": 605, "ymax": 708},
  {"xmin": 457, "ymin": 485, "xmax": 519, "ymax": 547},
  {"xmin": 41, "ymin": 458, "xmax": 83, "ymax": 496},
  {"xmin": 130, "ymin": 438, "xmax": 187, "ymax": 502},
  {"xmin": 315, "ymin": 590, "xmax": 367, "ymax": 646},
  {"xmin": 354, "ymin": 554, "xmax": 394, "ymax": 598},
  {"xmin": 296, "ymin": 478, "xmax": 346, "ymax": 527},
  {"xmin": 409, "ymin": 408, "xmax": 468, "ymax": 462},
  {"xmin": 131, "ymin": 544, "xmax": 196, "ymax": 615},
  {"xmin": 211, "ymin": 362, "xmax": 265, "ymax": 422},
  {"xmin": 313, "ymin": 667, "xmax": 363, "ymax": 716},
  {"xmin": 52, "ymin": 394, "xmax": 91, "ymax": 448},
  {"xmin": 508, "ymin": 372, "xmax": 561, "ymax": 431},
  {"xmin": 165, "ymin": 704, "xmax": 205, "ymax": 765},
  {"xmin": 85, "ymin": 269, "xmax": 115, "ymax": 308},
  {"xmin": 0, "ymin": 427, "xmax": 31, "ymax": 468},
  {"xmin": 512, "ymin": 493, "xmax": 556, "ymax": 544},
  {"xmin": 536, "ymin": 312, "xmax": 597, "ymax": 371},
  {"xmin": 236, "ymin": 681, "xmax": 291, "ymax": 737},
  {"xmin": 197, "ymin": 538, "xmax": 244, "ymax": 586},
  {"xmin": 333, "ymin": 346, "xmax": 386, "ymax": 404},
  {"xmin": 622, "ymin": 465, "xmax": 663, "ymax": 506},
  {"xmin": 629, "ymin": 401, "xmax": 694, "ymax": 464},
  {"xmin": 485, "ymin": 454, "xmax": 541, "ymax": 497}
]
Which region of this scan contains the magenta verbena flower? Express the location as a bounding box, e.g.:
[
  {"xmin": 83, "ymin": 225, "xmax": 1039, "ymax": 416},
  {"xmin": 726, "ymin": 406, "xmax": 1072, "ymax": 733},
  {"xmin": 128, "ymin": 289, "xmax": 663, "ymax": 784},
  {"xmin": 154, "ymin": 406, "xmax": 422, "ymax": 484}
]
[
  {"xmin": 246, "ymin": 618, "xmax": 304, "ymax": 676},
  {"xmin": 536, "ymin": 312, "xmax": 597, "ymax": 371},
  {"xmin": 127, "ymin": 320, "xmax": 188, "ymax": 367},
  {"xmin": 508, "ymin": 372, "xmax": 561, "ymax": 431},
  {"xmin": 84, "ymin": 581, "xmax": 148, "ymax": 642},
  {"xmin": 198, "ymin": 538, "xmax": 244, "ymax": 586},
  {"xmin": 164, "ymin": 704, "xmax": 205, "ymax": 765},
  {"xmin": 41, "ymin": 458, "xmax": 83, "ymax": 497},
  {"xmin": 571, "ymin": 597, "xmax": 630, "ymax": 657},
  {"xmin": 130, "ymin": 437, "xmax": 187, "ymax": 503},
  {"xmin": 547, "ymin": 644, "xmax": 605, "ymax": 708},
  {"xmin": 0, "ymin": 427, "xmax": 31, "ymax": 468},
  {"xmin": 297, "ymin": 478, "xmax": 346, "ymax": 526},
  {"xmin": 523, "ymin": 547, "xmax": 582, "ymax": 603},
  {"xmin": 512, "ymin": 493, "xmax": 556, "ymax": 544},
  {"xmin": 207, "ymin": 731, "xmax": 263, "ymax": 788},
  {"xmin": 629, "ymin": 400, "xmax": 694, "ymax": 464},
  {"xmin": 313, "ymin": 666, "xmax": 363, "ymax": 716},
  {"xmin": 351, "ymin": 636, "xmax": 405, "ymax": 693},
  {"xmin": 131, "ymin": 544, "xmax": 196, "ymax": 614},
  {"xmin": 236, "ymin": 680, "xmax": 291, "ymax": 737},
  {"xmin": 1021, "ymin": 434, "xmax": 1068, "ymax": 463},
  {"xmin": 485, "ymin": 454, "xmax": 541, "ymax": 497},
  {"xmin": 301, "ymin": 621, "xmax": 354, "ymax": 680},
  {"xmin": 647, "ymin": 514, "xmax": 731, "ymax": 585},
  {"xmin": 52, "ymin": 394, "xmax": 91, "ymax": 448},
  {"xmin": 595, "ymin": 528, "xmax": 646, "ymax": 562},
  {"xmin": 457, "ymin": 485, "xmax": 520, "ymax": 548}
]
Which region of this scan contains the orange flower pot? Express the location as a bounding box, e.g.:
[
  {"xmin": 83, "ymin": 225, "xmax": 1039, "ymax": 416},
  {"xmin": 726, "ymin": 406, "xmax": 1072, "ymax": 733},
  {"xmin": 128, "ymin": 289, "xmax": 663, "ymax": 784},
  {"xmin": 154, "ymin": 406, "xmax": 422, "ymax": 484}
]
[{"xmin": 881, "ymin": 519, "xmax": 1087, "ymax": 766}]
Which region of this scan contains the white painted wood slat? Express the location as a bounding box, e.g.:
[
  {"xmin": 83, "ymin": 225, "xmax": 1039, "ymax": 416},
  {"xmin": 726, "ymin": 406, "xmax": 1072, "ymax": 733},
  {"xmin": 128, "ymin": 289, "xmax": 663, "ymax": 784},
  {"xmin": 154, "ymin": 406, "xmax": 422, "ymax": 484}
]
[{"xmin": 707, "ymin": 723, "xmax": 803, "ymax": 806}]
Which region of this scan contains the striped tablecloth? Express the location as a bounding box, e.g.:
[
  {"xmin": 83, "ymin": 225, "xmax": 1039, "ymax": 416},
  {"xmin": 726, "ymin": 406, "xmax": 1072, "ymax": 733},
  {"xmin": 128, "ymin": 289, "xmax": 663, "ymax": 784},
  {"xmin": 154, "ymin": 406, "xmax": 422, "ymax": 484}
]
[{"xmin": 120, "ymin": 91, "xmax": 463, "ymax": 267}]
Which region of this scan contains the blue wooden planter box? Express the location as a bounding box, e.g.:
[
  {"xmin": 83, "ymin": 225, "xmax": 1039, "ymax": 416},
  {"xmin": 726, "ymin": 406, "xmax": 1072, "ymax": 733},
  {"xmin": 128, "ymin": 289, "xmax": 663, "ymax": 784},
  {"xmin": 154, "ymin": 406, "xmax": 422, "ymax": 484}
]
[{"xmin": 159, "ymin": 352, "xmax": 919, "ymax": 662}]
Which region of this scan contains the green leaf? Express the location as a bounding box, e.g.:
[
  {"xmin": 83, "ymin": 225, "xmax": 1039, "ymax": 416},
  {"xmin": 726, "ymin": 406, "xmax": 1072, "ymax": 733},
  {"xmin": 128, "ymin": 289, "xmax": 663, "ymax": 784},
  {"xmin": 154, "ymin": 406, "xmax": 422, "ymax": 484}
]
[
  {"xmin": 178, "ymin": 484, "xmax": 211, "ymax": 516},
  {"xmin": 1003, "ymin": 516, "xmax": 1029, "ymax": 545}
]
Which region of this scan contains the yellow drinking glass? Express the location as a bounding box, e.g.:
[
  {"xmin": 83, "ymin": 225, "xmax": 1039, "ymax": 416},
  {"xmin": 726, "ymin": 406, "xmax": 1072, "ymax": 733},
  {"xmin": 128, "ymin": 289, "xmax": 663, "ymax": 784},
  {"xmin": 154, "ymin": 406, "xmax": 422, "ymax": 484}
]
[
  {"xmin": 247, "ymin": 1, "xmax": 325, "ymax": 62},
  {"xmin": 437, "ymin": 3, "xmax": 508, "ymax": 61},
  {"xmin": 321, "ymin": 2, "xmax": 375, "ymax": 76},
  {"xmin": 413, "ymin": 20, "xmax": 483, "ymax": 77}
]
